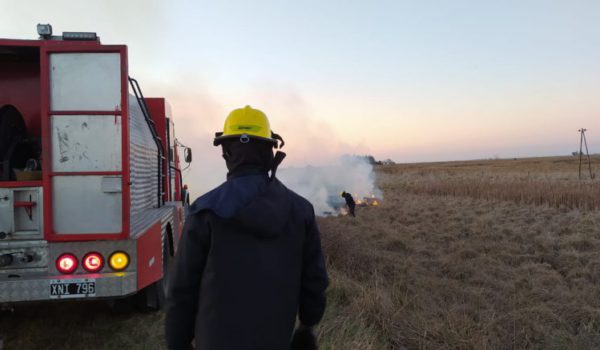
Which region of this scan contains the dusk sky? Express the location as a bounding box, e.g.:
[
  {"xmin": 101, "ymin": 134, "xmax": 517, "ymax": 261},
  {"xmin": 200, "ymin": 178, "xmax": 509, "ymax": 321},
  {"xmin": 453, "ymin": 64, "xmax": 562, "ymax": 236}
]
[{"xmin": 2, "ymin": 0, "xmax": 600, "ymax": 192}]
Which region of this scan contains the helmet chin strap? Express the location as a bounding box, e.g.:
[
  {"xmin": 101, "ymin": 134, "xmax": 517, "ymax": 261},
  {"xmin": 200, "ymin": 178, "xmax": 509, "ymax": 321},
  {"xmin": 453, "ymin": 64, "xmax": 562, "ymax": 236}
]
[{"xmin": 270, "ymin": 151, "xmax": 286, "ymax": 181}]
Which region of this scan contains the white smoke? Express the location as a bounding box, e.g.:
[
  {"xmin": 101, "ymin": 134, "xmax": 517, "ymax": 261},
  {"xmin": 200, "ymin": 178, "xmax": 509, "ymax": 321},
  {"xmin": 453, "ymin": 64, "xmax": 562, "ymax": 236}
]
[
  {"xmin": 278, "ymin": 155, "xmax": 382, "ymax": 216},
  {"xmin": 142, "ymin": 78, "xmax": 380, "ymax": 205}
]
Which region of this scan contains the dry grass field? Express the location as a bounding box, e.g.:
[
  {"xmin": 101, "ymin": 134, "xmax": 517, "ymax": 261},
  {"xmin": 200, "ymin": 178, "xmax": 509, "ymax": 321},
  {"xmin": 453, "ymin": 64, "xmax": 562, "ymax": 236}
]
[
  {"xmin": 318, "ymin": 155, "xmax": 600, "ymax": 349},
  {"xmin": 2, "ymin": 155, "xmax": 600, "ymax": 349}
]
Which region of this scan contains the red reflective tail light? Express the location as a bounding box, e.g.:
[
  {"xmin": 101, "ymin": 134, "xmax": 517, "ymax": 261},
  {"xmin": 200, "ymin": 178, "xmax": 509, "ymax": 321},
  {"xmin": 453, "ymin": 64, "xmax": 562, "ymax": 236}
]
[
  {"xmin": 82, "ymin": 252, "xmax": 104, "ymax": 273},
  {"xmin": 56, "ymin": 253, "xmax": 78, "ymax": 274}
]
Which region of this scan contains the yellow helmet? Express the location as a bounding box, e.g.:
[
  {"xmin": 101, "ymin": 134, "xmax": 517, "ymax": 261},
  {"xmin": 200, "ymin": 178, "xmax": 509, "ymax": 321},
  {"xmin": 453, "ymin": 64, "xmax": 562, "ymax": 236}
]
[{"xmin": 214, "ymin": 105, "xmax": 283, "ymax": 147}]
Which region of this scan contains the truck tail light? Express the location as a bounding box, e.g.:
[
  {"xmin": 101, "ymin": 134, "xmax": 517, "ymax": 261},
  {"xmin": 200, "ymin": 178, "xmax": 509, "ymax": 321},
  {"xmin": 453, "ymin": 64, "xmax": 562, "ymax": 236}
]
[
  {"xmin": 56, "ymin": 253, "xmax": 78, "ymax": 274},
  {"xmin": 82, "ymin": 252, "xmax": 104, "ymax": 273},
  {"xmin": 108, "ymin": 251, "xmax": 129, "ymax": 271}
]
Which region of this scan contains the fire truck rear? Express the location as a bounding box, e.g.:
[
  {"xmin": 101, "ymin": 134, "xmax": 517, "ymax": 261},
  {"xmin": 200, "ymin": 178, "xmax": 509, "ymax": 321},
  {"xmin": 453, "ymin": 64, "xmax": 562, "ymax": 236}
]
[{"xmin": 0, "ymin": 25, "xmax": 191, "ymax": 309}]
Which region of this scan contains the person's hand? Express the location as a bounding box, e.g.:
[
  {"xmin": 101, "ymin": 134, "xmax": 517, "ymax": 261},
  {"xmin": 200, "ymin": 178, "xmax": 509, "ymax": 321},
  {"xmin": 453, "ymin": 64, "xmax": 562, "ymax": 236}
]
[{"xmin": 290, "ymin": 324, "xmax": 317, "ymax": 350}]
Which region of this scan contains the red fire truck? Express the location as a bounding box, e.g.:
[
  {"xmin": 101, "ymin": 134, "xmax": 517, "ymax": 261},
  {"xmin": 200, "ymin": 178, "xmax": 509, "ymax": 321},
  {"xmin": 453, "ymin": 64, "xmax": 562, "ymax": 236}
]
[{"xmin": 0, "ymin": 25, "xmax": 191, "ymax": 310}]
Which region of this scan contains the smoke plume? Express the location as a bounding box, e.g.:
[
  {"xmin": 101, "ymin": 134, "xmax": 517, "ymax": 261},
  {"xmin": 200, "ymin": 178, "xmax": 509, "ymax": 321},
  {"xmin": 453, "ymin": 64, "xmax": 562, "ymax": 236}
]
[
  {"xmin": 145, "ymin": 79, "xmax": 382, "ymax": 216},
  {"xmin": 278, "ymin": 155, "xmax": 382, "ymax": 216}
]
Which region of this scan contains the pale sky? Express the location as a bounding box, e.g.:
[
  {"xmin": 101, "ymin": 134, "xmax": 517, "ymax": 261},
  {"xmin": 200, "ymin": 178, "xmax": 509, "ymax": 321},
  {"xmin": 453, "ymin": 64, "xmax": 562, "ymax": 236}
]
[{"xmin": 2, "ymin": 0, "xmax": 600, "ymax": 192}]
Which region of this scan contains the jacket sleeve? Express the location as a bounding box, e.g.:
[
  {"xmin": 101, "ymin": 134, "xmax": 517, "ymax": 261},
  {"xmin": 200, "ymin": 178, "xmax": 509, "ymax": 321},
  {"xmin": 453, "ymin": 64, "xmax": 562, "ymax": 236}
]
[
  {"xmin": 165, "ymin": 213, "xmax": 211, "ymax": 350},
  {"xmin": 298, "ymin": 210, "xmax": 329, "ymax": 326}
]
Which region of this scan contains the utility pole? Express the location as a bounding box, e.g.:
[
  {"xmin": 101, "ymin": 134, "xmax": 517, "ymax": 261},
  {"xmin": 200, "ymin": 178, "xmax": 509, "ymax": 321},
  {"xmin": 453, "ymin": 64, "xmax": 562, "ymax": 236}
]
[{"xmin": 578, "ymin": 128, "xmax": 593, "ymax": 179}]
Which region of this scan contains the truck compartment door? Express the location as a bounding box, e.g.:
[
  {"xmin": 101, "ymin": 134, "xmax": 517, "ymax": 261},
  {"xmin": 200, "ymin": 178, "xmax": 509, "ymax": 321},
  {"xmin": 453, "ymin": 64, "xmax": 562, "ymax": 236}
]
[{"xmin": 48, "ymin": 52, "xmax": 124, "ymax": 235}]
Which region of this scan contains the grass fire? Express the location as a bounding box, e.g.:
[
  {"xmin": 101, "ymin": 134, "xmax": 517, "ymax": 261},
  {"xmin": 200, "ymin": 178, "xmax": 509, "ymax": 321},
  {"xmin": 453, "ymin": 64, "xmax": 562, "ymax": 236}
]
[{"xmin": 356, "ymin": 195, "xmax": 381, "ymax": 207}]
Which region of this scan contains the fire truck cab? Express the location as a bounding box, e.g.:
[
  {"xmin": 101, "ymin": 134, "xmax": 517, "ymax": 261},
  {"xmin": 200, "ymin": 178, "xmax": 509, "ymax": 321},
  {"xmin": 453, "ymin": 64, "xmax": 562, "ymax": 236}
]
[{"xmin": 0, "ymin": 25, "xmax": 190, "ymax": 309}]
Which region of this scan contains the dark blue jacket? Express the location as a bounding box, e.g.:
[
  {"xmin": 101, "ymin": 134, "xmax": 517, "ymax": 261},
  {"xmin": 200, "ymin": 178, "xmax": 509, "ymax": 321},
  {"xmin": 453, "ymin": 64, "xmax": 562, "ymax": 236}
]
[{"xmin": 166, "ymin": 172, "xmax": 329, "ymax": 350}]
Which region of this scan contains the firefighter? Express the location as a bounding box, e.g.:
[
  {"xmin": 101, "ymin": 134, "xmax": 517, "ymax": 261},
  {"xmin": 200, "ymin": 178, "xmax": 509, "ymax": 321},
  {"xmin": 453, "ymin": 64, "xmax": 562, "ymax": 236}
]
[
  {"xmin": 340, "ymin": 191, "xmax": 356, "ymax": 217},
  {"xmin": 166, "ymin": 106, "xmax": 329, "ymax": 350}
]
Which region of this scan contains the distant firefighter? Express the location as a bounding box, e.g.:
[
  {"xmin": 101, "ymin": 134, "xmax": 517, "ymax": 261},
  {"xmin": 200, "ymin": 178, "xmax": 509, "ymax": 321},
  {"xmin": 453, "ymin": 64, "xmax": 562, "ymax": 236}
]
[{"xmin": 340, "ymin": 191, "xmax": 356, "ymax": 217}]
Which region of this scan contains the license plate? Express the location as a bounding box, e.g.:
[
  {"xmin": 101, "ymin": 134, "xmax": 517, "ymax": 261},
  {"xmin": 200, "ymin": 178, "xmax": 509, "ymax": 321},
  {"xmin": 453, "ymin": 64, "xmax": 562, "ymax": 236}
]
[{"xmin": 49, "ymin": 278, "xmax": 96, "ymax": 299}]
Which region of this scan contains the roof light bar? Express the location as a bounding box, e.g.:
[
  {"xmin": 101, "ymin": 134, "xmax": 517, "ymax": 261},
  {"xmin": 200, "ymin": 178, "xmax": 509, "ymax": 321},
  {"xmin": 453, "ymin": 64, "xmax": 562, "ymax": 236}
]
[{"xmin": 62, "ymin": 31, "xmax": 97, "ymax": 41}]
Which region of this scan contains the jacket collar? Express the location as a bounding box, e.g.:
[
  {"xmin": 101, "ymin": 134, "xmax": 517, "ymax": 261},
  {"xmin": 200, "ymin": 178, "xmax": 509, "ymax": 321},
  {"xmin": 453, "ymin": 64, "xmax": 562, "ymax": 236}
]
[{"xmin": 226, "ymin": 168, "xmax": 268, "ymax": 180}]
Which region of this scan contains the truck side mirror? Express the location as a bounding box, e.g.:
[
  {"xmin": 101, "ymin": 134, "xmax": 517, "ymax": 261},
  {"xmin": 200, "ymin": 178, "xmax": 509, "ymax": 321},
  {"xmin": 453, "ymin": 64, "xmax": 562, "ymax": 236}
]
[{"xmin": 184, "ymin": 148, "xmax": 192, "ymax": 163}]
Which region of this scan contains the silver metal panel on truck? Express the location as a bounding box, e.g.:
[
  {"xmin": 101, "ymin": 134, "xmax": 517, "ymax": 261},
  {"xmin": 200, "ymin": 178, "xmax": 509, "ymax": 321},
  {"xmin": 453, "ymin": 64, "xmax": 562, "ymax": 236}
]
[
  {"xmin": 0, "ymin": 239, "xmax": 138, "ymax": 303},
  {"xmin": 52, "ymin": 176, "xmax": 122, "ymax": 234},
  {"xmin": 50, "ymin": 53, "xmax": 121, "ymax": 111},
  {"xmin": 128, "ymin": 95, "xmax": 159, "ymax": 218},
  {"xmin": 51, "ymin": 115, "xmax": 122, "ymax": 172},
  {"xmin": 130, "ymin": 206, "xmax": 174, "ymax": 238},
  {"xmin": 0, "ymin": 272, "xmax": 137, "ymax": 303},
  {"xmin": 0, "ymin": 240, "xmax": 48, "ymax": 274},
  {"xmin": 0, "ymin": 188, "xmax": 14, "ymax": 234}
]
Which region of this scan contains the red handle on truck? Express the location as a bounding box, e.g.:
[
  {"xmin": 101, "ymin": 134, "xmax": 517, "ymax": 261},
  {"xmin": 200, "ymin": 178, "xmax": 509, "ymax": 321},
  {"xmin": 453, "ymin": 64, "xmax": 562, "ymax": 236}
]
[{"xmin": 14, "ymin": 201, "xmax": 37, "ymax": 208}]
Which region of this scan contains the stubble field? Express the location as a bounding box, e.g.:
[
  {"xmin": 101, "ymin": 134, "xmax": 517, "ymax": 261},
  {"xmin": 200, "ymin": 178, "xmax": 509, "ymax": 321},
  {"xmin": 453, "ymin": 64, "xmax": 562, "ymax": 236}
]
[
  {"xmin": 319, "ymin": 155, "xmax": 600, "ymax": 349},
  {"xmin": 2, "ymin": 155, "xmax": 600, "ymax": 349}
]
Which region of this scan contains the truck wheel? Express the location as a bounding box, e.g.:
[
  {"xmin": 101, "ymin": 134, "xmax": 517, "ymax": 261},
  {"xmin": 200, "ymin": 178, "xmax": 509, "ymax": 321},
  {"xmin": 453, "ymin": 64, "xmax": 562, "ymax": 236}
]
[{"xmin": 137, "ymin": 238, "xmax": 172, "ymax": 312}]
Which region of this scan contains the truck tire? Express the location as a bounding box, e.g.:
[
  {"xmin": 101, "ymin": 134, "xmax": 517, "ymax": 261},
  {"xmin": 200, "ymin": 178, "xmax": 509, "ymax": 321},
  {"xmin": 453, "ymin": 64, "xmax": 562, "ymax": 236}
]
[{"xmin": 136, "ymin": 238, "xmax": 172, "ymax": 312}]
